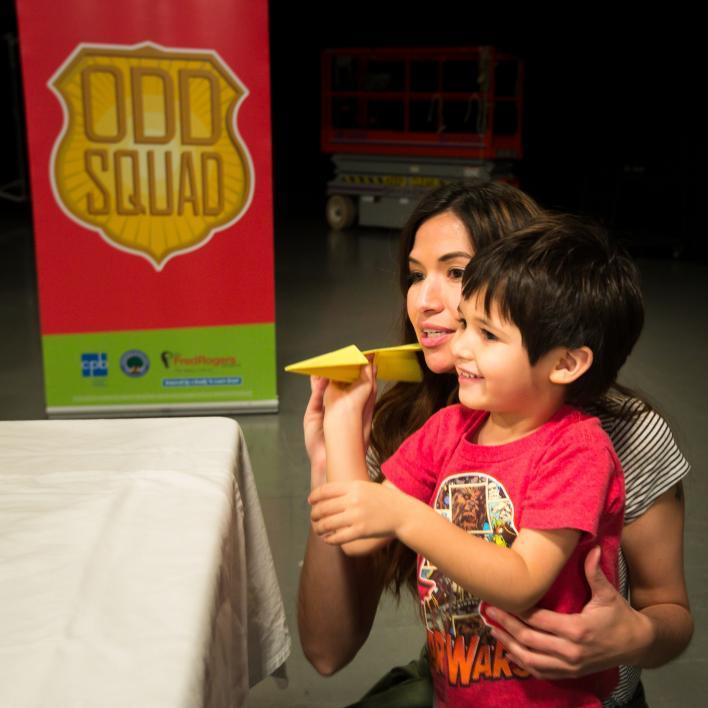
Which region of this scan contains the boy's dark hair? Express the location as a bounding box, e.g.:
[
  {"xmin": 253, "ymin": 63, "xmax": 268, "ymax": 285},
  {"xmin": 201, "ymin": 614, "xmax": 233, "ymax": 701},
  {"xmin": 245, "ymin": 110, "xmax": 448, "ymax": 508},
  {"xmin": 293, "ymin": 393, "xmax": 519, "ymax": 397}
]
[{"xmin": 461, "ymin": 214, "xmax": 644, "ymax": 407}]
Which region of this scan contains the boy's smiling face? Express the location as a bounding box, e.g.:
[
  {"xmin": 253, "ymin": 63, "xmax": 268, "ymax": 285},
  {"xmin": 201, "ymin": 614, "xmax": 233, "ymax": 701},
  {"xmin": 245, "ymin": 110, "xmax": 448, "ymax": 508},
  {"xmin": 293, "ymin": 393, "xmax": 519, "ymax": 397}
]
[{"xmin": 452, "ymin": 293, "xmax": 563, "ymax": 417}]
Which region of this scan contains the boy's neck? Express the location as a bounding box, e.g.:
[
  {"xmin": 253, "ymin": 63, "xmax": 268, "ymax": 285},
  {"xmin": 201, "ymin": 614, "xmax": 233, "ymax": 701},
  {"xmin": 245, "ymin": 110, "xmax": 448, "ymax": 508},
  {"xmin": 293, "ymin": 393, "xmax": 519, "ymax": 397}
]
[{"xmin": 475, "ymin": 399, "xmax": 566, "ymax": 446}]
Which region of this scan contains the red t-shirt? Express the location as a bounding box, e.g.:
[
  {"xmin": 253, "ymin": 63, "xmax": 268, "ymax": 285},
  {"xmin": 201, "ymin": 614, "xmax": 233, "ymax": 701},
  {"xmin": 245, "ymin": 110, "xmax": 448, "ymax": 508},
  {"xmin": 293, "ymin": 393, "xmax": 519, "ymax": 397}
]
[{"xmin": 382, "ymin": 404, "xmax": 625, "ymax": 708}]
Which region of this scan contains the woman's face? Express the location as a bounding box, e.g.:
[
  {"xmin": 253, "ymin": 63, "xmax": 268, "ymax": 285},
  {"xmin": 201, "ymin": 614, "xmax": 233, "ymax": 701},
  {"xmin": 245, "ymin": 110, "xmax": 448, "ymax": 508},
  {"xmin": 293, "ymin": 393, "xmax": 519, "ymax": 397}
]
[{"xmin": 406, "ymin": 212, "xmax": 474, "ymax": 374}]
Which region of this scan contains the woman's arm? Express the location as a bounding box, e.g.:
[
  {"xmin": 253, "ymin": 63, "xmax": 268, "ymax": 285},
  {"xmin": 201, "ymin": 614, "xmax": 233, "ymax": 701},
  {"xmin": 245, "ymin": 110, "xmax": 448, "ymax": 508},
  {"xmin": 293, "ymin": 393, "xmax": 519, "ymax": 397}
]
[
  {"xmin": 485, "ymin": 484, "xmax": 693, "ymax": 678},
  {"xmin": 297, "ymin": 374, "xmax": 383, "ymax": 675},
  {"xmin": 298, "ymin": 526, "xmax": 384, "ymax": 675},
  {"xmin": 620, "ymin": 482, "xmax": 692, "ymax": 667}
]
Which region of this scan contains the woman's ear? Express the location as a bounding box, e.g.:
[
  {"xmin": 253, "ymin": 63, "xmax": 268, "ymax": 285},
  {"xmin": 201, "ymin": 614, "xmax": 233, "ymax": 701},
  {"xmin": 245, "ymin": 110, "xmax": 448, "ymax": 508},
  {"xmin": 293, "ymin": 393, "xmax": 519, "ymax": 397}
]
[{"xmin": 548, "ymin": 346, "xmax": 593, "ymax": 385}]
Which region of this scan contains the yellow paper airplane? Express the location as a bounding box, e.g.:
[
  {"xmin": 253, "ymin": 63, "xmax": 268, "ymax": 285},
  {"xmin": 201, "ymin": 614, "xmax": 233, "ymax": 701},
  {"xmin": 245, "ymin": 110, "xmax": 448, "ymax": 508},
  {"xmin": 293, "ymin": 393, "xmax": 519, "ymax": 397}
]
[
  {"xmin": 285, "ymin": 343, "xmax": 422, "ymax": 382},
  {"xmin": 363, "ymin": 344, "xmax": 423, "ymax": 383}
]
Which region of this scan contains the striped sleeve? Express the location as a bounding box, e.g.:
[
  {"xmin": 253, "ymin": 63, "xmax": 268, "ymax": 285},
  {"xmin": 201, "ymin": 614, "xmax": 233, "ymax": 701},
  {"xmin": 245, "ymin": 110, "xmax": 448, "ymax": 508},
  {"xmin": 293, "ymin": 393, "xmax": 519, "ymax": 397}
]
[
  {"xmin": 597, "ymin": 400, "xmax": 690, "ymax": 522},
  {"xmin": 366, "ymin": 447, "xmax": 382, "ymax": 481},
  {"xmin": 597, "ymin": 399, "xmax": 690, "ymax": 705}
]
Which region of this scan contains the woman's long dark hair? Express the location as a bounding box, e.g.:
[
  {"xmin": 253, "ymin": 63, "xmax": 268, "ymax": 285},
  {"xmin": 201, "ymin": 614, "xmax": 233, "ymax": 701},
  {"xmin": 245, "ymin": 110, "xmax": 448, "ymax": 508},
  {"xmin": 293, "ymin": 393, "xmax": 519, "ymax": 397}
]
[{"xmin": 369, "ymin": 181, "xmax": 544, "ymax": 597}]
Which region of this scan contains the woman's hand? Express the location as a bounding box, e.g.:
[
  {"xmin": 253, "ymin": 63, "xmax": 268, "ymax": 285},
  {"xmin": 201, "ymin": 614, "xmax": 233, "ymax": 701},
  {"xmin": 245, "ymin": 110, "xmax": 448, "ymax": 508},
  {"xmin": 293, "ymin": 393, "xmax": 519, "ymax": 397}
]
[
  {"xmin": 485, "ymin": 546, "xmax": 649, "ymax": 678},
  {"xmin": 303, "ymin": 376, "xmax": 329, "ymax": 489},
  {"xmin": 487, "ymin": 483, "xmax": 693, "ymax": 678}
]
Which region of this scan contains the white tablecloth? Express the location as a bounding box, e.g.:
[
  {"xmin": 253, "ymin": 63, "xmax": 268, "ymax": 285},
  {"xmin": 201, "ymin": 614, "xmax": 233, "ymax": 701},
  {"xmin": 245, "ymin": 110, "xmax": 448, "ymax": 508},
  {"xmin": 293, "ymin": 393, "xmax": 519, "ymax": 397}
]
[{"xmin": 0, "ymin": 417, "xmax": 290, "ymax": 708}]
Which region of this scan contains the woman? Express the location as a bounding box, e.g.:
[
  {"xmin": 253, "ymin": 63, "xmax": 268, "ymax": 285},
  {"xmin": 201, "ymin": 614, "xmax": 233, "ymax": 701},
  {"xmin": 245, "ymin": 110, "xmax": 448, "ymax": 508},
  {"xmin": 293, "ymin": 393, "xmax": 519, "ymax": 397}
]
[{"xmin": 298, "ymin": 182, "xmax": 692, "ymax": 706}]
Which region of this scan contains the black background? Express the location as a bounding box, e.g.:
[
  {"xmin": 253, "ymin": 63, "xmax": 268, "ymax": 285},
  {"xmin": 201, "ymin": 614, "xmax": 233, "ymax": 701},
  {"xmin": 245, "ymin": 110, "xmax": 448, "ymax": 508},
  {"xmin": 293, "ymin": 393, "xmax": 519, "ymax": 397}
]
[{"xmin": 2, "ymin": 2, "xmax": 705, "ymax": 258}]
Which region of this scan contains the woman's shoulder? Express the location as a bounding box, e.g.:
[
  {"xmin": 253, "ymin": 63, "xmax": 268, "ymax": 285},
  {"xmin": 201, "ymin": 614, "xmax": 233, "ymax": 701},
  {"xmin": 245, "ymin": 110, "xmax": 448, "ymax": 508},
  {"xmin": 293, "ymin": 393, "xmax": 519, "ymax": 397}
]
[
  {"xmin": 589, "ymin": 395, "xmax": 680, "ymax": 454},
  {"xmin": 586, "ymin": 394, "xmax": 691, "ymax": 519}
]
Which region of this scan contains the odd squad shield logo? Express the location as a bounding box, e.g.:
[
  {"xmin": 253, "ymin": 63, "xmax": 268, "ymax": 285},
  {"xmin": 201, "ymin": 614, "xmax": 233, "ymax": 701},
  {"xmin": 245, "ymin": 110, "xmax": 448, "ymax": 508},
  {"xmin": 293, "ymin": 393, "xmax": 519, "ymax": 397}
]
[{"xmin": 49, "ymin": 42, "xmax": 254, "ymax": 270}]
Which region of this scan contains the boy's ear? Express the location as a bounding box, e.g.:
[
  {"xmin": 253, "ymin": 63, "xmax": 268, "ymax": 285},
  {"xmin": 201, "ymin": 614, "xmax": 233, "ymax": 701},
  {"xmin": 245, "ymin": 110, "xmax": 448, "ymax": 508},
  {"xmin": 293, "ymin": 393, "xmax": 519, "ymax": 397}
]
[{"xmin": 548, "ymin": 346, "xmax": 593, "ymax": 385}]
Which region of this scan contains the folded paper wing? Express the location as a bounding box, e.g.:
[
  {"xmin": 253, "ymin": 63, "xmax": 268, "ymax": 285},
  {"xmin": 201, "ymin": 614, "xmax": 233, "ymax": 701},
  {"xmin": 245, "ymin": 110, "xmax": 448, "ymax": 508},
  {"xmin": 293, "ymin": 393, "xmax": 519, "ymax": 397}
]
[
  {"xmin": 284, "ymin": 345, "xmax": 369, "ymax": 382},
  {"xmin": 285, "ymin": 344, "xmax": 422, "ymax": 383},
  {"xmin": 362, "ymin": 344, "xmax": 423, "ymax": 383}
]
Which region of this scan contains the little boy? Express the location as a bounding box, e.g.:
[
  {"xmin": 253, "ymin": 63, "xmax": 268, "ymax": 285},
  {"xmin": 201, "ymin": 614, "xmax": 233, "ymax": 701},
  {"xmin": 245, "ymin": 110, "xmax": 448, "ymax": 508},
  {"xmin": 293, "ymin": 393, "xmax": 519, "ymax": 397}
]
[{"xmin": 309, "ymin": 215, "xmax": 644, "ymax": 707}]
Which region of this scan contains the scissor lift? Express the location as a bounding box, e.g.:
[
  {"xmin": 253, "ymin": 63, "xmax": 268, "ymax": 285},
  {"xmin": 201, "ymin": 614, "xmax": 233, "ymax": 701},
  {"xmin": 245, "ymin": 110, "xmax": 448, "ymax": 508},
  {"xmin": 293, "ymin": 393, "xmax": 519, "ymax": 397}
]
[{"xmin": 321, "ymin": 47, "xmax": 524, "ymax": 229}]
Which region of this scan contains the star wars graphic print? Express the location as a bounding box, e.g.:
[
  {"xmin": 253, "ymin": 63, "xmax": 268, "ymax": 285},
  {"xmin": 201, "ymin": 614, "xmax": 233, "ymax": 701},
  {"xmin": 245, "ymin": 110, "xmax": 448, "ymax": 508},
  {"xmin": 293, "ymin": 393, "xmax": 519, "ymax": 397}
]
[{"xmin": 419, "ymin": 472, "xmax": 530, "ymax": 686}]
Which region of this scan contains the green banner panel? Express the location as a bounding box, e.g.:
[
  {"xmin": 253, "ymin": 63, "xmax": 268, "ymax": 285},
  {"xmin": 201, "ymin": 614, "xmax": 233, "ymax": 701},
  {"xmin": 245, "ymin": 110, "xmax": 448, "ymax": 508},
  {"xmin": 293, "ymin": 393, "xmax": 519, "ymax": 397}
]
[{"xmin": 42, "ymin": 323, "xmax": 277, "ymax": 415}]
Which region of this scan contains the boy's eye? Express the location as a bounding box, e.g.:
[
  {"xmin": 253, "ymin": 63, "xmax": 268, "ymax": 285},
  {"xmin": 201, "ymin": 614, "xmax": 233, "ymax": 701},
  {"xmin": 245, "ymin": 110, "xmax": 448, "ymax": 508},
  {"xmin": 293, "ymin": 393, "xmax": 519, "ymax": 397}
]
[
  {"xmin": 481, "ymin": 328, "xmax": 498, "ymax": 341},
  {"xmin": 457, "ymin": 317, "xmax": 467, "ymax": 330}
]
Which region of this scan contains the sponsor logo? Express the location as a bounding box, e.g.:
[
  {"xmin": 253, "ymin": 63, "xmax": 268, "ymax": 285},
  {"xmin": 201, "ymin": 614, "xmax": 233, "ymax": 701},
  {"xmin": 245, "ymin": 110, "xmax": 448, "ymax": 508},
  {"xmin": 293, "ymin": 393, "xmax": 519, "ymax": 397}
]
[
  {"xmin": 81, "ymin": 352, "xmax": 108, "ymax": 377},
  {"xmin": 160, "ymin": 350, "xmax": 238, "ymax": 369},
  {"xmin": 120, "ymin": 349, "xmax": 150, "ymax": 377},
  {"xmin": 49, "ymin": 41, "xmax": 254, "ymax": 270}
]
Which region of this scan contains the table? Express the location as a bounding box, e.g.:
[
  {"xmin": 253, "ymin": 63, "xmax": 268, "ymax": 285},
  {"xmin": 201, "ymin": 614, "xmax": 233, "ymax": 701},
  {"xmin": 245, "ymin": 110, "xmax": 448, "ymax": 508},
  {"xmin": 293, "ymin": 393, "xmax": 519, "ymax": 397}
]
[{"xmin": 0, "ymin": 417, "xmax": 290, "ymax": 708}]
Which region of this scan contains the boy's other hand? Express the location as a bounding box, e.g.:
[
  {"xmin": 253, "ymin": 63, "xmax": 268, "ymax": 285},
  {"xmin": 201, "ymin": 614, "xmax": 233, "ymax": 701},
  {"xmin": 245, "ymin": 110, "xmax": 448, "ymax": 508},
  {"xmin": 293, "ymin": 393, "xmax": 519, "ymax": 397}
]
[
  {"xmin": 309, "ymin": 479, "xmax": 403, "ymax": 545},
  {"xmin": 323, "ymin": 362, "xmax": 376, "ymax": 424}
]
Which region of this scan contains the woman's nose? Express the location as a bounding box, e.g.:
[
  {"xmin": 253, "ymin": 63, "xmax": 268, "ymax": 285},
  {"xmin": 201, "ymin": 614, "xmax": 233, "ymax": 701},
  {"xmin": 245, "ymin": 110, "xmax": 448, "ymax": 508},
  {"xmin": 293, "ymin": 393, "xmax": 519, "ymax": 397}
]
[{"xmin": 416, "ymin": 275, "xmax": 443, "ymax": 312}]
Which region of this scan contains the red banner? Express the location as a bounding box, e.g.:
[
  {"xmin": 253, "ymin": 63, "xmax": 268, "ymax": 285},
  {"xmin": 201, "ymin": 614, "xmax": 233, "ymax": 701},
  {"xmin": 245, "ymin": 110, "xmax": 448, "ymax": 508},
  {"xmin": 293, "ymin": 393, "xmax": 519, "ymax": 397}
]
[{"xmin": 17, "ymin": 0, "xmax": 277, "ymax": 414}]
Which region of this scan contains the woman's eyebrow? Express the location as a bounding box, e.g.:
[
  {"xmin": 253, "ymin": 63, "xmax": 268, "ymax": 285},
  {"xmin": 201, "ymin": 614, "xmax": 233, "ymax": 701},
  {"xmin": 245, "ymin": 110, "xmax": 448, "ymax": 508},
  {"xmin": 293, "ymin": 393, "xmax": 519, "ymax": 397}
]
[
  {"xmin": 408, "ymin": 251, "xmax": 472, "ymax": 266},
  {"xmin": 439, "ymin": 252, "xmax": 473, "ymax": 262}
]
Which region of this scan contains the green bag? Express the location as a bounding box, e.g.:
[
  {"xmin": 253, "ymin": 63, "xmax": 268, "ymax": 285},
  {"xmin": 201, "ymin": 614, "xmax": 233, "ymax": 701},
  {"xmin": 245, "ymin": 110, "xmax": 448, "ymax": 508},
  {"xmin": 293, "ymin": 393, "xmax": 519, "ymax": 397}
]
[{"xmin": 345, "ymin": 645, "xmax": 433, "ymax": 708}]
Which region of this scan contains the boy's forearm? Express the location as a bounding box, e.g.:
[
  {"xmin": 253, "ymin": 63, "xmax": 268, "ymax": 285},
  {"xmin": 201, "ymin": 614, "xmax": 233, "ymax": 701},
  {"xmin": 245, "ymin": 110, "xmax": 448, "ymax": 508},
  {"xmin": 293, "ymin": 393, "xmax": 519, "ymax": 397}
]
[
  {"xmin": 323, "ymin": 412, "xmax": 381, "ymax": 555},
  {"xmin": 324, "ymin": 411, "xmax": 370, "ymax": 483},
  {"xmin": 395, "ymin": 496, "xmax": 570, "ymax": 614}
]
